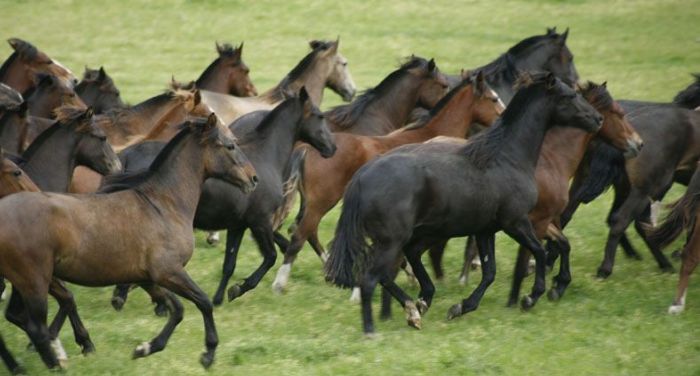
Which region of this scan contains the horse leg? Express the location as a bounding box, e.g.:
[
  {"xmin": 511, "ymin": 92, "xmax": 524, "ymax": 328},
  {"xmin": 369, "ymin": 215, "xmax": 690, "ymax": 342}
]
[
  {"xmin": 308, "ymin": 230, "xmax": 327, "ymax": 261},
  {"xmin": 608, "ymin": 184, "xmax": 643, "ymax": 260},
  {"xmin": 598, "ymin": 189, "xmax": 650, "ymax": 278},
  {"xmin": 547, "ymin": 234, "xmax": 572, "ymax": 301},
  {"xmin": 0, "ymin": 335, "xmax": 23, "ymax": 375},
  {"xmin": 132, "ymin": 283, "xmax": 184, "ymax": 360},
  {"xmin": 212, "ymin": 228, "xmax": 245, "ymax": 306},
  {"xmin": 503, "ymin": 219, "xmax": 548, "ymax": 310},
  {"xmin": 669, "ymin": 232, "xmax": 700, "ymax": 314},
  {"xmin": 206, "ymin": 231, "xmax": 221, "ymax": 246},
  {"xmin": 448, "ymin": 232, "xmax": 496, "ymax": 319},
  {"xmin": 273, "ymin": 231, "xmax": 289, "ymax": 254},
  {"xmin": 459, "ymin": 237, "xmax": 479, "ymax": 285},
  {"xmin": 228, "ymin": 226, "xmax": 277, "ymax": 301},
  {"xmin": 379, "ymin": 268, "xmax": 399, "ymax": 321},
  {"xmin": 404, "ymin": 245, "xmax": 436, "ymax": 313},
  {"xmin": 359, "ymin": 275, "xmax": 379, "ymax": 336},
  {"xmin": 155, "ymin": 270, "xmax": 218, "ymax": 368},
  {"xmin": 0, "ymin": 277, "xmax": 5, "ymax": 301},
  {"xmin": 427, "ymin": 240, "xmax": 447, "ymax": 281},
  {"xmin": 22, "ymin": 294, "xmax": 60, "ymax": 370},
  {"xmin": 111, "ymin": 284, "xmax": 133, "ymax": 311},
  {"xmin": 47, "ymin": 279, "xmax": 95, "ymax": 355},
  {"xmin": 507, "ymin": 246, "xmax": 530, "ymax": 307},
  {"xmin": 633, "ymin": 208, "xmax": 674, "ymax": 272},
  {"xmin": 272, "ymin": 211, "xmax": 321, "ymax": 294}
]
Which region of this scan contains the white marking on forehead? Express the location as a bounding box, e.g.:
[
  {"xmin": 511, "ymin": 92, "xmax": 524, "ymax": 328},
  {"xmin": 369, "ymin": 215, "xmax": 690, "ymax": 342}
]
[{"xmin": 52, "ymin": 59, "xmax": 75, "ymax": 77}]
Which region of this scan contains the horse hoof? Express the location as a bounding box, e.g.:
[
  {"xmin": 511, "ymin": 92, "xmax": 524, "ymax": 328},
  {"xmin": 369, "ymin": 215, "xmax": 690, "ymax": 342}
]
[
  {"xmin": 416, "ymin": 299, "xmax": 429, "ymax": 315},
  {"xmin": 458, "ymin": 276, "xmax": 468, "ymax": 286},
  {"xmin": 446, "ymin": 303, "xmax": 463, "ymax": 320},
  {"xmin": 547, "ymin": 288, "xmax": 561, "ymax": 302},
  {"xmin": 506, "ymin": 299, "xmax": 518, "ymax": 308},
  {"xmin": 154, "ymin": 303, "xmax": 168, "ymax": 317},
  {"xmin": 227, "ymin": 285, "xmax": 243, "ymax": 302},
  {"xmin": 81, "ymin": 341, "xmax": 96, "ymax": 355},
  {"xmin": 200, "ymin": 351, "xmax": 215, "ymax": 369},
  {"xmin": 132, "ymin": 342, "xmax": 151, "ymax": 359},
  {"xmin": 364, "ymin": 332, "xmax": 379, "ymax": 340},
  {"xmin": 520, "ymin": 296, "xmax": 535, "ymax": 311},
  {"xmin": 668, "ymin": 304, "xmax": 685, "ymax": 315},
  {"xmin": 206, "ymin": 232, "xmax": 220, "ymax": 246},
  {"xmin": 111, "ymin": 296, "xmax": 125, "ymax": 311},
  {"xmin": 49, "ymin": 364, "xmax": 65, "ymax": 373},
  {"xmin": 271, "ymin": 282, "xmax": 285, "ymax": 295},
  {"xmin": 404, "ymin": 302, "xmax": 422, "ymax": 330},
  {"xmin": 596, "ymin": 268, "xmax": 611, "ymax": 279},
  {"xmin": 671, "ymin": 250, "xmax": 681, "ymax": 260}
]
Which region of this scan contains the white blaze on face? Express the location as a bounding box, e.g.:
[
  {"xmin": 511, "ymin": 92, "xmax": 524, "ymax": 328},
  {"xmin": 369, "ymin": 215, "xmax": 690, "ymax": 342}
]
[{"xmin": 491, "ymin": 88, "xmax": 506, "ymax": 112}]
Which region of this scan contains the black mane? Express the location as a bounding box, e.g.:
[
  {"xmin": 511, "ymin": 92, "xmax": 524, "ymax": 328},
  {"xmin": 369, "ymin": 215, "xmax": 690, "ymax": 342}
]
[{"xmin": 673, "ymin": 73, "xmax": 700, "ymax": 109}]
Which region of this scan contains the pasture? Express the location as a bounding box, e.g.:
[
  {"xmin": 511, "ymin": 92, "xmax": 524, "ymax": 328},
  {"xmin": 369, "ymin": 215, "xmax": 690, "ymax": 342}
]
[{"xmin": 2, "ymin": 0, "xmax": 700, "ymax": 374}]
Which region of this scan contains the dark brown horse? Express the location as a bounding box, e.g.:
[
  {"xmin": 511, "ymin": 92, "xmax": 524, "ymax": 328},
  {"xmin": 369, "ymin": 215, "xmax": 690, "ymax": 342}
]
[
  {"xmin": 0, "ymin": 38, "xmax": 77, "ymax": 94},
  {"xmin": 201, "ymin": 39, "xmax": 356, "ymax": 124},
  {"xmin": 326, "ymin": 57, "xmax": 449, "ymax": 135},
  {"xmin": 24, "ymin": 73, "xmax": 85, "ymax": 119},
  {"xmin": 195, "ymin": 42, "xmax": 257, "ymax": 97},
  {"xmin": 75, "ymin": 66, "xmax": 126, "ymax": 113},
  {"xmin": 647, "ymin": 162, "xmax": 700, "ymax": 314},
  {"xmin": 325, "ymin": 73, "xmax": 602, "ymax": 334},
  {"xmin": 0, "ymin": 114, "xmax": 257, "ymax": 370},
  {"xmin": 271, "ymin": 73, "xmax": 503, "ymax": 293}
]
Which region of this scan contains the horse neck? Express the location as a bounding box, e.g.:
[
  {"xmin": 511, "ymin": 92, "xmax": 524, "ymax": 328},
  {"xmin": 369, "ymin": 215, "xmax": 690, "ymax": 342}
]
[
  {"xmin": 366, "ymin": 76, "xmax": 425, "ymax": 131},
  {"xmin": 539, "ymin": 126, "xmax": 594, "ymax": 179},
  {"xmin": 140, "ymin": 136, "xmax": 207, "ymax": 219},
  {"xmin": 250, "ymin": 103, "xmax": 303, "ymax": 170},
  {"xmin": 129, "ymin": 95, "xmax": 183, "ymax": 134},
  {"xmin": 499, "ymin": 95, "xmax": 555, "ymax": 171},
  {"xmin": 143, "ymin": 105, "xmax": 189, "ymax": 141},
  {"xmin": 266, "ymin": 62, "xmax": 328, "ymax": 106},
  {"xmin": 375, "ymin": 92, "xmax": 475, "ymax": 150},
  {"xmin": 196, "ymin": 64, "xmax": 228, "ymax": 93},
  {"xmin": 0, "ymin": 111, "xmax": 26, "ymax": 154},
  {"xmin": 21, "ymin": 126, "xmax": 80, "ymax": 191}
]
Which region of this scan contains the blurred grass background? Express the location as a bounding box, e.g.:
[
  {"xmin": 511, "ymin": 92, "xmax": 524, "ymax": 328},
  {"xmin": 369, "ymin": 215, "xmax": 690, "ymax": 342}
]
[{"xmin": 1, "ymin": 0, "xmax": 699, "ymax": 374}]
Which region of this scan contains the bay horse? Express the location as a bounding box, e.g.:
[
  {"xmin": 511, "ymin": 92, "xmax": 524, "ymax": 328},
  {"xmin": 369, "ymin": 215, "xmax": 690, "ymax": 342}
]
[
  {"xmin": 647, "ymin": 162, "xmax": 700, "ymax": 314},
  {"xmin": 0, "ymin": 114, "xmax": 257, "ymax": 370},
  {"xmin": 449, "ymin": 82, "xmax": 643, "ymax": 304},
  {"xmin": 195, "ymin": 42, "xmax": 257, "ymax": 97},
  {"xmin": 271, "ymin": 72, "xmax": 504, "ymax": 293},
  {"xmin": 0, "ymin": 38, "xmax": 77, "ymax": 93},
  {"xmin": 200, "ymin": 38, "xmax": 356, "ymax": 124},
  {"xmin": 325, "ymin": 73, "xmax": 603, "ymax": 334},
  {"xmin": 23, "ymin": 73, "xmax": 85, "ymax": 119},
  {"xmin": 325, "ymin": 57, "xmax": 450, "ymax": 135},
  {"xmin": 75, "ymin": 66, "xmax": 126, "ymax": 113}
]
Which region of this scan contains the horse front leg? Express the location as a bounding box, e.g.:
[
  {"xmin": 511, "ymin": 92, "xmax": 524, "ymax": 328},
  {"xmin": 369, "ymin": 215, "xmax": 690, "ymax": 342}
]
[
  {"xmin": 48, "ymin": 279, "xmax": 95, "ymax": 355},
  {"xmin": 448, "ymin": 232, "xmax": 496, "ymax": 319},
  {"xmin": 227, "ymin": 226, "xmax": 277, "ymax": 301},
  {"xmin": 212, "ymin": 228, "xmax": 245, "ymax": 305}
]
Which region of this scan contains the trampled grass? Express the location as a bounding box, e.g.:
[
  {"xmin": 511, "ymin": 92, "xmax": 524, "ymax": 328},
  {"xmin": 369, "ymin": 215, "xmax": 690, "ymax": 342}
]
[{"xmin": 1, "ymin": 0, "xmax": 700, "ymax": 374}]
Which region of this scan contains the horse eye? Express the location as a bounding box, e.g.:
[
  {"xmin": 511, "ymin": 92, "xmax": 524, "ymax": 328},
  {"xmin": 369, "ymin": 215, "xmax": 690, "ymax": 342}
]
[
  {"xmin": 226, "ymin": 144, "xmax": 235, "ymax": 150},
  {"xmin": 12, "ymin": 170, "xmax": 22, "ymax": 177}
]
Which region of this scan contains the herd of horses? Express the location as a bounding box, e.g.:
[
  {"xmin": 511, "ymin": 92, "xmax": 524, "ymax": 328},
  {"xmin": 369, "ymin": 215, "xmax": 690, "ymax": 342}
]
[{"xmin": 0, "ymin": 27, "xmax": 698, "ymax": 373}]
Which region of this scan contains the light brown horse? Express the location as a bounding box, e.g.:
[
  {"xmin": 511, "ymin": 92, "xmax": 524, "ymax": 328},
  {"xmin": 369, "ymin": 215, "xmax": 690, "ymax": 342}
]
[
  {"xmin": 0, "ymin": 114, "xmax": 257, "ymax": 370},
  {"xmin": 271, "ymin": 73, "xmax": 504, "ymax": 292},
  {"xmin": 195, "ymin": 42, "xmax": 257, "ymax": 97},
  {"xmin": 0, "ymin": 38, "xmax": 77, "ymax": 93},
  {"xmin": 201, "ymin": 39, "xmax": 356, "ymax": 124}
]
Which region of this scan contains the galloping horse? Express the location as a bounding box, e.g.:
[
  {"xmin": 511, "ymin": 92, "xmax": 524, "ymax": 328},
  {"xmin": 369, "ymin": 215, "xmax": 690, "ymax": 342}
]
[
  {"xmin": 0, "ymin": 114, "xmax": 257, "ymax": 370},
  {"xmin": 272, "ymin": 73, "xmax": 503, "ymax": 293},
  {"xmin": 0, "ymin": 38, "xmax": 77, "ymax": 93},
  {"xmin": 75, "ymin": 66, "xmax": 126, "ymax": 113},
  {"xmin": 201, "ymin": 39, "xmax": 356, "ymax": 124},
  {"xmin": 195, "ymin": 42, "xmax": 257, "ymax": 97},
  {"xmin": 325, "ymin": 73, "xmax": 602, "ymax": 334}
]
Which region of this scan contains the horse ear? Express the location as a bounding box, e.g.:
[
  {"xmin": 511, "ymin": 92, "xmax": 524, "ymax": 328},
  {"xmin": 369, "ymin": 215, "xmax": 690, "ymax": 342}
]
[
  {"xmin": 601, "ymin": 81, "xmax": 607, "ymax": 88},
  {"xmin": 558, "ymin": 28, "xmax": 569, "ymax": 45},
  {"xmin": 309, "ymin": 40, "xmax": 322, "ymax": 50},
  {"xmin": 205, "ymin": 113, "xmax": 218, "ymax": 130},
  {"xmin": 194, "ymin": 89, "xmax": 202, "ymax": 105},
  {"xmin": 7, "ymin": 38, "xmax": 20, "ymax": 51},
  {"xmin": 545, "ymin": 72, "xmax": 556, "ymax": 89},
  {"xmin": 427, "ymin": 58, "xmax": 436, "ymax": 73},
  {"xmin": 215, "ymin": 41, "xmax": 224, "ymax": 55},
  {"xmin": 98, "ymin": 66, "xmax": 106, "ymax": 81},
  {"xmin": 84, "ymin": 107, "xmax": 95, "ymax": 119},
  {"xmin": 299, "ymin": 86, "xmax": 309, "ymax": 103},
  {"xmin": 546, "ymin": 27, "xmax": 557, "ymax": 36},
  {"xmin": 235, "ymin": 42, "xmax": 244, "ymax": 59}
]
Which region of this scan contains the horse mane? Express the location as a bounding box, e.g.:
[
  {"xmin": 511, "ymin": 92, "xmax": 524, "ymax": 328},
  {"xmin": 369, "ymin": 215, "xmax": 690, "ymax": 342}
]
[
  {"xmin": 196, "ymin": 43, "xmax": 242, "ymax": 85},
  {"xmin": 461, "ymin": 73, "xmax": 548, "ymax": 168},
  {"xmin": 673, "ymin": 73, "xmax": 700, "ymax": 108},
  {"xmin": 21, "ymin": 105, "xmax": 93, "ymax": 159},
  {"xmin": 0, "ymin": 83, "xmax": 24, "ymax": 111},
  {"xmin": 429, "ymin": 77, "xmax": 473, "ymax": 116},
  {"xmin": 101, "ymin": 88, "xmax": 181, "ymax": 122},
  {"xmin": 0, "ymin": 53, "xmax": 18, "ymax": 80},
  {"xmin": 99, "ymin": 118, "xmax": 219, "ymax": 193},
  {"xmin": 579, "ymin": 81, "xmax": 613, "ymax": 111},
  {"xmin": 269, "ymin": 40, "xmax": 336, "ymax": 102},
  {"xmin": 326, "ymin": 56, "xmax": 429, "ymax": 129},
  {"xmin": 20, "ymin": 120, "xmax": 60, "ymax": 160}
]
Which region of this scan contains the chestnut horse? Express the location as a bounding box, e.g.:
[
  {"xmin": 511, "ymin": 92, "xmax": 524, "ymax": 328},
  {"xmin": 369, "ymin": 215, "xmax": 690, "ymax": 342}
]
[
  {"xmin": 0, "ymin": 114, "xmax": 257, "ymax": 370},
  {"xmin": 201, "ymin": 39, "xmax": 356, "ymax": 124},
  {"xmin": 75, "ymin": 66, "xmax": 126, "ymax": 114},
  {"xmin": 648, "ymin": 162, "xmax": 700, "ymax": 314},
  {"xmin": 271, "ymin": 73, "xmax": 504, "ymax": 293},
  {"xmin": 0, "ymin": 38, "xmax": 77, "ymax": 93},
  {"xmin": 195, "ymin": 42, "xmax": 257, "ymax": 97},
  {"xmin": 325, "ymin": 74, "xmax": 602, "ymax": 334}
]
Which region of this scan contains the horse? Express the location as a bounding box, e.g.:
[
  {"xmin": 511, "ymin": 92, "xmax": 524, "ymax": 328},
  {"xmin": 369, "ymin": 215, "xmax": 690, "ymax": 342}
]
[
  {"xmin": 0, "ymin": 114, "xmax": 257, "ymax": 370},
  {"xmin": 23, "ymin": 73, "xmax": 85, "ymax": 119},
  {"xmin": 0, "ymin": 38, "xmax": 77, "ymax": 93},
  {"xmin": 271, "ymin": 72, "xmax": 504, "ymax": 293},
  {"xmin": 0, "ymin": 95, "xmax": 54, "ymax": 155},
  {"xmin": 75, "ymin": 66, "xmax": 126, "ymax": 113},
  {"xmin": 647, "ymin": 162, "xmax": 700, "ymax": 314},
  {"xmin": 325, "ymin": 56, "xmax": 450, "ymax": 135},
  {"xmin": 200, "ymin": 38, "xmax": 356, "ymax": 124},
  {"xmin": 195, "ymin": 42, "xmax": 257, "ymax": 97},
  {"xmin": 443, "ymin": 82, "xmax": 643, "ymax": 304},
  {"xmin": 325, "ymin": 73, "xmax": 602, "ymax": 334}
]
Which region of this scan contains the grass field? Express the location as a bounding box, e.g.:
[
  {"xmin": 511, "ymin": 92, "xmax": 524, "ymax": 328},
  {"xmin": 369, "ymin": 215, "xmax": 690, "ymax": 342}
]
[{"xmin": 2, "ymin": 0, "xmax": 700, "ymax": 374}]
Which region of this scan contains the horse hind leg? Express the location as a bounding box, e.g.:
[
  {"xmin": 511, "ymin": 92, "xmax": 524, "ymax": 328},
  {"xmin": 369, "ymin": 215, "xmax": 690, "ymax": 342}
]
[
  {"xmin": 669, "ymin": 233, "xmax": 700, "ymax": 314},
  {"xmin": 22, "ymin": 294, "xmax": 61, "ymax": 370},
  {"xmin": 508, "ymin": 246, "xmax": 530, "ymax": 307},
  {"xmin": 459, "ymin": 237, "xmax": 479, "ymax": 286},
  {"xmin": 503, "ymin": 219, "xmax": 548, "ymax": 310},
  {"xmin": 448, "ymin": 233, "xmax": 496, "ymax": 320},
  {"xmin": 228, "ymin": 227, "xmax": 277, "ymax": 301},
  {"xmin": 272, "ymin": 213, "xmax": 320, "ymax": 294},
  {"xmin": 634, "ymin": 212, "xmax": 674, "ymax": 272},
  {"xmin": 132, "ymin": 284, "xmax": 184, "ymax": 360},
  {"xmin": 547, "ymin": 233, "xmax": 572, "ymax": 301},
  {"xmin": 48, "ymin": 279, "xmax": 95, "ymax": 355},
  {"xmin": 212, "ymin": 229, "xmax": 245, "ymax": 305},
  {"xmin": 0, "ymin": 334, "xmax": 24, "ymax": 375}
]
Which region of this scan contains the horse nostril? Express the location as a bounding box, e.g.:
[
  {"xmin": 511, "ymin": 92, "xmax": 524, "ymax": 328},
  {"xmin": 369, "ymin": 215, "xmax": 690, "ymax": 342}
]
[{"xmin": 251, "ymin": 175, "xmax": 259, "ymax": 184}]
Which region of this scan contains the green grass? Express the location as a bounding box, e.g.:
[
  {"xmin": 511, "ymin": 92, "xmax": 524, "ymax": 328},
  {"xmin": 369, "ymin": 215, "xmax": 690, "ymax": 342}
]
[{"xmin": 2, "ymin": 0, "xmax": 700, "ymax": 374}]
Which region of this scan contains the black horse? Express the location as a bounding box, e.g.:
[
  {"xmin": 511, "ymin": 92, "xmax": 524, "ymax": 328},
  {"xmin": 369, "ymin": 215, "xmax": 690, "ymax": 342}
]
[
  {"xmin": 325, "ymin": 73, "xmax": 602, "ymax": 334},
  {"xmin": 551, "ymin": 75, "xmax": 700, "ymax": 278},
  {"xmin": 75, "ymin": 66, "xmax": 125, "ymax": 114}
]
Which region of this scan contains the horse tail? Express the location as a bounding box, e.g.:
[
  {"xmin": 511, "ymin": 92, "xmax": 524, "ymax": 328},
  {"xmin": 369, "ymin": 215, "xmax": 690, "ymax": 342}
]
[
  {"xmin": 648, "ymin": 168, "xmax": 700, "ymax": 249},
  {"xmin": 272, "ymin": 147, "xmax": 307, "ymax": 231},
  {"xmin": 285, "ymin": 147, "xmax": 307, "ymax": 235},
  {"xmin": 325, "ymin": 178, "xmax": 371, "ymax": 289},
  {"xmin": 574, "ymin": 141, "xmax": 626, "ymax": 203}
]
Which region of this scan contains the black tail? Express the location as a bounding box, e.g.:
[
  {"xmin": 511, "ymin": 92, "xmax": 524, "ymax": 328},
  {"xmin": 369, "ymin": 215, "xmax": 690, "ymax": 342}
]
[
  {"xmin": 574, "ymin": 141, "xmax": 626, "ymax": 204},
  {"xmin": 325, "ymin": 179, "xmax": 371, "ymax": 288},
  {"xmin": 648, "ymin": 168, "xmax": 700, "ymax": 249},
  {"xmin": 286, "ymin": 147, "xmax": 307, "ymax": 235}
]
